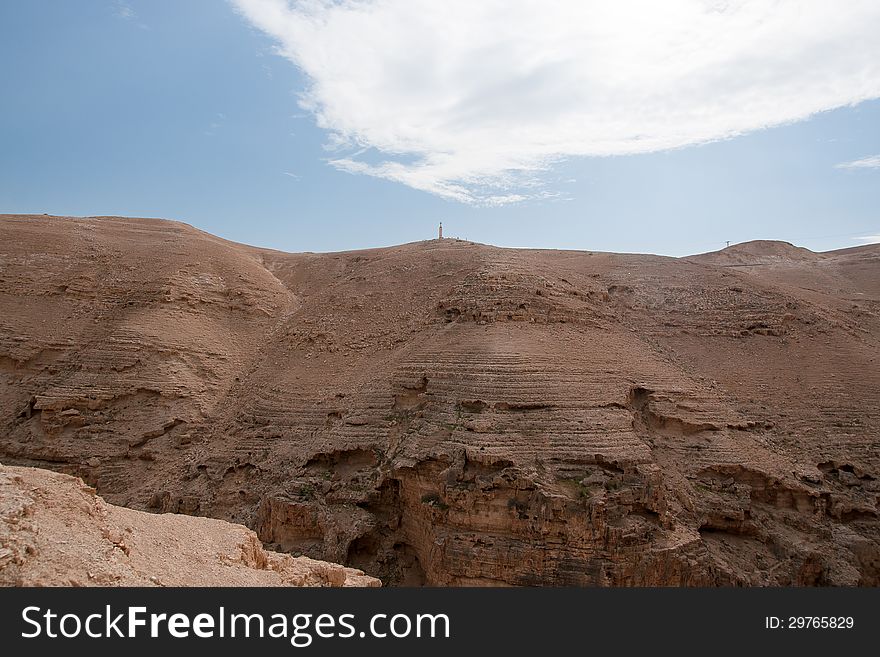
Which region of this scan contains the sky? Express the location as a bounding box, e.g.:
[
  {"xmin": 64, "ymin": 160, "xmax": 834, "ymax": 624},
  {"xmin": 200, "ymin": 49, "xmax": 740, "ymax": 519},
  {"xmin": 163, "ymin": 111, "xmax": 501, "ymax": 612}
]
[{"xmin": 1, "ymin": 0, "xmax": 879, "ymax": 256}]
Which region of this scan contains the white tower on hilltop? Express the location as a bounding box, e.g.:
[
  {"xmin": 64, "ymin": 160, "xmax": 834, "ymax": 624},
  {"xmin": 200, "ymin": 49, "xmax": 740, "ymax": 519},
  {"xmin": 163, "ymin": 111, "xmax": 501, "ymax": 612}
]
[{"xmin": 438, "ymin": 222, "xmax": 443, "ymax": 239}]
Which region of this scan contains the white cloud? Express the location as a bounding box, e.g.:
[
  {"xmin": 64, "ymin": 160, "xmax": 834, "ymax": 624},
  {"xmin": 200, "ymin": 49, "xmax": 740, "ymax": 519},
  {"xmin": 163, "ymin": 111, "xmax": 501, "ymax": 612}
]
[
  {"xmin": 836, "ymin": 155, "xmax": 880, "ymax": 170},
  {"xmin": 853, "ymin": 234, "xmax": 880, "ymax": 244},
  {"xmin": 232, "ymin": 0, "xmax": 880, "ymax": 205}
]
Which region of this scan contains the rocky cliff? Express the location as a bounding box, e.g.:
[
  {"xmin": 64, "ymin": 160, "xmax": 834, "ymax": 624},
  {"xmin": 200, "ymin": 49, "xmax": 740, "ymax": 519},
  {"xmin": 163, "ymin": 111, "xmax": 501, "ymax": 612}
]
[
  {"xmin": 0, "ymin": 464, "xmax": 378, "ymax": 586},
  {"xmin": 1, "ymin": 214, "xmax": 878, "ymax": 585}
]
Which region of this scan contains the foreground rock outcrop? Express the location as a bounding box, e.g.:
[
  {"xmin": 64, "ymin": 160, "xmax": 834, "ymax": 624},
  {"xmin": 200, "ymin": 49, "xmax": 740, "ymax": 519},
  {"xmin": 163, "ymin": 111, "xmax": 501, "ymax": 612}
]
[
  {"xmin": 0, "ymin": 464, "xmax": 379, "ymax": 586},
  {"xmin": 1, "ymin": 214, "xmax": 878, "ymax": 586}
]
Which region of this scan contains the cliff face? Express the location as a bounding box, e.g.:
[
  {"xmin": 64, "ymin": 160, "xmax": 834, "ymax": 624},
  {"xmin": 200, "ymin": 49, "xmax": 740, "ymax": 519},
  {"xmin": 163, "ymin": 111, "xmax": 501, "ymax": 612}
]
[
  {"xmin": 1, "ymin": 214, "xmax": 879, "ymax": 586},
  {"xmin": 0, "ymin": 464, "xmax": 379, "ymax": 587}
]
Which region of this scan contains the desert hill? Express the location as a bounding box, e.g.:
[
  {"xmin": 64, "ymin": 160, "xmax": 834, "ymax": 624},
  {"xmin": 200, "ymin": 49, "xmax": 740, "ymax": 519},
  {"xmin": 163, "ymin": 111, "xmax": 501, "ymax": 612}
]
[
  {"xmin": 687, "ymin": 239, "xmax": 818, "ymax": 265},
  {"xmin": 1, "ymin": 214, "xmax": 878, "ymax": 586}
]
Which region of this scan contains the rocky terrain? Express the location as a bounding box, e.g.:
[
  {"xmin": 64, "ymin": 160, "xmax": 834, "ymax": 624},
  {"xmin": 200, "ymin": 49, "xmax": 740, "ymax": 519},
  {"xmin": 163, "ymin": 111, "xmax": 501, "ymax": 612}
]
[
  {"xmin": 0, "ymin": 464, "xmax": 379, "ymax": 586},
  {"xmin": 0, "ymin": 213, "xmax": 878, "ymax": 586}
]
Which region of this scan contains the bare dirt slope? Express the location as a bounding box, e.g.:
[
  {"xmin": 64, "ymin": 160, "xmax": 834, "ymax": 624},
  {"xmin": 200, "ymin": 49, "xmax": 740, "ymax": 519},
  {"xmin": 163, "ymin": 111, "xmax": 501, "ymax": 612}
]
[
  {"xmin": 1, "ymin": 214, "xmax": 878, "ymax": 586},
  {"xmin": 0, "ymin": 464, "xmax": 379, "ymax": 586}
]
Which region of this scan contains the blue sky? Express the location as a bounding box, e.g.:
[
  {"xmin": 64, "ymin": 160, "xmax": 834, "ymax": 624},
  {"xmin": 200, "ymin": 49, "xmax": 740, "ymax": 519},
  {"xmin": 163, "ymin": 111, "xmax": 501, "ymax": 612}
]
[{"xmin": 1, "ymin": 0, "xmax": 878, "ymax": 256}]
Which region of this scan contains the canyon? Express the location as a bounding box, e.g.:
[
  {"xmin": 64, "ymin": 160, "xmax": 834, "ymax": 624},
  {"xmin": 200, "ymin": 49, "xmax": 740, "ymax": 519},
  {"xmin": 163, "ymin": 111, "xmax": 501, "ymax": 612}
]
[
  {"xmin": 1, "ymin": 214, "xmax": 878, "ymax": 586},
  {"xmin": 0, "ymin": 464, "xmax": 379, "ymax": 586}
]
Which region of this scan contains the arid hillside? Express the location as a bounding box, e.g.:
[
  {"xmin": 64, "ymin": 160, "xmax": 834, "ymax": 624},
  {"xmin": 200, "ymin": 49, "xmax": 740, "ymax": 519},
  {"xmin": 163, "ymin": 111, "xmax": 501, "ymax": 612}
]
[{"xmin": 1, "ymin": 214, "xmax": 878, "ymax": 586}]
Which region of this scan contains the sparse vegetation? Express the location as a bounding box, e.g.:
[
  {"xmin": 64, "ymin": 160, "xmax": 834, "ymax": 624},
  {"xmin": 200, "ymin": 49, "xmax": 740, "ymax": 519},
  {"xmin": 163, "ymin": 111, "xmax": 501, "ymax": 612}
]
[
  {"xmin": 297, "ymin": 483, "xmax": 316, "ymax": 500},
  {"xmin": 559, "ymin": 477, "xmax": 592, "ymax": 500}
]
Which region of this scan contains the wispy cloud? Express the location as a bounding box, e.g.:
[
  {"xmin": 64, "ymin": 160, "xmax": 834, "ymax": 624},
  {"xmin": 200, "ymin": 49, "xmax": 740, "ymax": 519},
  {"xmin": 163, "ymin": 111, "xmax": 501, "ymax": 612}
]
[
  {"xmin": 204, "ymin": 112, "xmax": 226, "ymax": 136},
  {"xmin": 232, "ymin": 0, "xmax": 880, "ymax": 205},
  {"xmin": 113, "ymin": 1, "xmax": 147, "ymax": 29},
  {"xmin": 282, "ymin": 171, "xmax": 300, "ymax": 179},
  {"xmin": 114, "ymin": 1, "xmax": 136, "ymax": 21},
  {"xmin": 853, "ymin": 234, "xmax": 880, "ymax": 244},
  {"xmin": 836, "ymin": 155, "xmax": 880, "ymax": 170}
]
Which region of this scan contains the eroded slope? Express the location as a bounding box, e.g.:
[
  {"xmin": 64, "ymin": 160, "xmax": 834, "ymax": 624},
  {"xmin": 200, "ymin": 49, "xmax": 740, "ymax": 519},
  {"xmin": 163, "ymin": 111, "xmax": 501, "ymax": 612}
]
[{"xmin": 1, "ymin": 215, "xmax": 878, "ymax": 586}]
